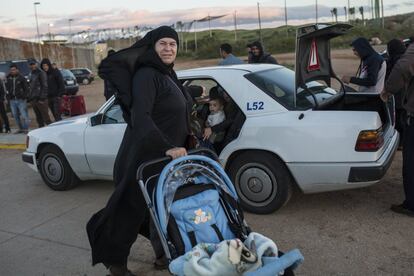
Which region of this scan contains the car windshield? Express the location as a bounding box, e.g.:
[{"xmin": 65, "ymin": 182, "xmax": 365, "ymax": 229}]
[
  {"xmin": 60, "ymin": 69, "xmax": 75, "ymax": 78},
  {"xmin": 245, "ymin": 68, "xmax": 337, "ymax": 110}
]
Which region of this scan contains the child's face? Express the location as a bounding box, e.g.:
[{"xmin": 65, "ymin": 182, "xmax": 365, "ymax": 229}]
[{"xmin": 209, "ymin": 99, "xmax": 223, "ymax": 113}]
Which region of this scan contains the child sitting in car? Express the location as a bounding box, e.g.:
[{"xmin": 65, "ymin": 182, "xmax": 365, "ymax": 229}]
[{"xmin": 200, "ymin": 89, "xmax": 226, "ymax": 150}]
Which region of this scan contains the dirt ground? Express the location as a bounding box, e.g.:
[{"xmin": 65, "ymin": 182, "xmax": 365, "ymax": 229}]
[
  {"xmin": 76, "ymin": 50, "xmax": 414, "ymax": 275},
  {"xmin": 3, "ymin": 49, "xmax": 413, "ymax": 275}
]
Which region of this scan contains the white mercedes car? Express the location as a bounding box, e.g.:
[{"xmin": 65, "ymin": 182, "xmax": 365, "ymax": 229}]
[{"xmin": 22, "ymin": 24, "xmax": 399, "ymax": 213}]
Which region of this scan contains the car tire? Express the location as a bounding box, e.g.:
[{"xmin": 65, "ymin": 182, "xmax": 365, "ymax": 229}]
[
  {"xmin": 38, "ymin": 145, "xmax": 80, "ymax": 191},
  {"xmin": 228, "ymin": 151, "xmax": 293, "ymax": 214},
  {"xmin": 82, "ymin": 78, "xmax": 90, "ymax": 85}
]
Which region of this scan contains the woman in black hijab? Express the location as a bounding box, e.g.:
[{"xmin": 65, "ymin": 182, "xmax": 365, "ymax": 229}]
[{"xmin": 86, "ymin": 26, "xmax": 191, "ymax": 276}]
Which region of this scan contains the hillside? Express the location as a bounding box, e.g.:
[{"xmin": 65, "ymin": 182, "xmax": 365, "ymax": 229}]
[{"xmin": 177, "ymin": 12, "xmax": 414, "ymax": 59}]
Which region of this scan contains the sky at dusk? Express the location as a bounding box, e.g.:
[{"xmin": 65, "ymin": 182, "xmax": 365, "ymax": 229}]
[{"xmin": 1, "ymin": 0, "xmax": 413, "ymax": 39}]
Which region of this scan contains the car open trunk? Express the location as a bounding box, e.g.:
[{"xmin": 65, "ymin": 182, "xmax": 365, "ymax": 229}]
[{"xmin": 318, "ymin": 92, "xmax": 391, "ymax": 128}]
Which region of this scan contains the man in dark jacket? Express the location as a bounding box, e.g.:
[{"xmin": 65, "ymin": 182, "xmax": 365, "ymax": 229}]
[
  {"xmin": 6, "ymin": 64, "xmax": 30, "ymax": 133},
  {"xmin": 381, "ymin": 43, "xmax": 414, "ymax": 217},
  {"xmin": 386, "ymin": 39, "xmax": 407, "ymax": 147},
  {"xmin": 342, "ymin": 37, "xmax": 386, "ymax": 93},
  {"xmin": 40, "ymin": 58, "xmax": 65, "ymax": 121},
  {"xmin": 248, "ymin": 41, "xmax": 278, "ymax": 64},
  {"xmin": 29, "ymin": 59, "xmax": 51, "ymax": 127},
  {"xmin": 0, "ymin": 74, "xmax": 11, "ymax": 133}
]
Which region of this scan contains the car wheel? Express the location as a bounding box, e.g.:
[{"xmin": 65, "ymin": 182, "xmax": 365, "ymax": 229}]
[
  {"xmin": 38, "ymin": 145, "xmax": 80, "ymax": 191},
  {"xmin": 228, "ymin": 151, "xmax": 293, "ymax": 214},
  {"xmin": 82, "ymin": 78, "xmax": 90, "ymax": 85}
]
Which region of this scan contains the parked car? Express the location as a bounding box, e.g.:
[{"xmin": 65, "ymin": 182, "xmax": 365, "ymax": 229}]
[
  {"xmin": 22, "ymin": 24, "xmax": 399, "ymax": 214},
  {"xmin": 70, "ymin": 68, "xmax": 94, "ymax": 85},
  {"xmin": 59, "ymin": 69, "xmax": 79, "ymax": 95},
  {"xmin": 0, "ymin": 59, "xmax": 32, "ymax": 80}
]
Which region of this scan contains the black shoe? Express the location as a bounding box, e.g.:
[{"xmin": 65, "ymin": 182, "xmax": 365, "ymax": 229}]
[
  {"xmin": 154, "ymin": 255, "xmax": 169, "ymax": 270},
  {"xmin": 390, "ymin": 204, "xmax": 414, "ymax": 217},
  {"xmin": 108, "ymin": 265, "xmax": 137, "ymax": 276}
]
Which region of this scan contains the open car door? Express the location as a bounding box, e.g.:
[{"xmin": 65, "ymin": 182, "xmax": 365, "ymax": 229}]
[{"xmin": 295, "ymin": 23, "xmax": 353, "ymax": 109}]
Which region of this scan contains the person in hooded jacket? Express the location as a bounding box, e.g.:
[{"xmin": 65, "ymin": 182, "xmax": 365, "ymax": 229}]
[
  {"xmin": 386, "ymin": 39, "xmax": 407, "ymax": 147},
  {"xmin": 248, "ymin": 41, "xmax": 278, "ymax": 64},
  {"xmin": 28, "ymin": 59, "xmax": 51, "ymax": 127},
  {"xmin": 86, "ymin": 26, "xmax": 192, "ymax": 276},
  {"xmin": 342, "ymin": 37, "xmax": 386, "ymax": 93},
  {"xmin": 381, "ymin": 42, "xmax": 414, "ymax": 217},
  {"xmin": 40, "ymin": 58, "xmax": 65, "ymax": 121}
]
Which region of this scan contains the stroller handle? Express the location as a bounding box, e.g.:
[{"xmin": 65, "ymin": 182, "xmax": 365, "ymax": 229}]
[{"xmin": 136, "ymin": 148, "xmax": 219, "ymax": 180}]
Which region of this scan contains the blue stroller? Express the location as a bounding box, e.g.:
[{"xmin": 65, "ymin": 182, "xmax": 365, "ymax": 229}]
[{"xmin": 137, "ymin": 149, "xmax": 303, "ymax": 275}]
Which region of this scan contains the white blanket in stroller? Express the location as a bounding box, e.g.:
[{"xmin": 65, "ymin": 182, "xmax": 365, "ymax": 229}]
[{"xmin": 169, "ymin": 232, "xmax": 303, "ymax": 276}]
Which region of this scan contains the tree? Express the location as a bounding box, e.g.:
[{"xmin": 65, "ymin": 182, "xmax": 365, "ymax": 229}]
[
  {"xmin": 332, "ymin": 8, "xmax": 338, "ymax": 23},
  {"xmin": 359, "ymin": 6, "xmax": 365, "ymax": 24},
  {"xmin": 349, "ymin": 7, "xmax": 356, "ymax": 21}
]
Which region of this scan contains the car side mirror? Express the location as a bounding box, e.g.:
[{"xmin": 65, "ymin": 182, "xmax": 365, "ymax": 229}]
[{"xmin": 90, "ymin": 113, "xmax": 104, "ymax": 126}]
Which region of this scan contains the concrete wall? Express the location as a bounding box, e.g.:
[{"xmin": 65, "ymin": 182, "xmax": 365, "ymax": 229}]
[{"xmin": 0, "ymin": 36, "xmax": 96, "ymax": 70}]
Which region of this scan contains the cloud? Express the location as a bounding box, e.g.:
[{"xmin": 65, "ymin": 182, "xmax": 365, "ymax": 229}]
[
  {"xmin": 2, "ymin": 18, "xmax": 15, "ymax": 24},
  {"xmin": 4, "ymin": 2, "xmax": 414, "ymax": 39}
]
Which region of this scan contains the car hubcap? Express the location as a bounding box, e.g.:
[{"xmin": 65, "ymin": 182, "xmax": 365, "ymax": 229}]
[
  {"xmin": 43, "ymin": 155, "xmax": 63, "ymax": 184},
  {"xmin": 236, "ymin": 163, "xmax": 277, "ymax": 207}
]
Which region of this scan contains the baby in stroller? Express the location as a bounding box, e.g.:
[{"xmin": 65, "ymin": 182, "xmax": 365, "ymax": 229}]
[{"xmin": 138, "ymin": 149, "xmax": 303, "ymax": 276}]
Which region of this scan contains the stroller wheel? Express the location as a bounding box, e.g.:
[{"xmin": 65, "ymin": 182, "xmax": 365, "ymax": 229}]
[{"xmin": 228, "ymin": 151, "xmax": 294, "ymax": 214}]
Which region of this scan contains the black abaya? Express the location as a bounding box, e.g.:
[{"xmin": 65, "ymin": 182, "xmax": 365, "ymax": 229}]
[{"xmin": 87, "ymin": 65, "xmax": 190, "ymax": 266}]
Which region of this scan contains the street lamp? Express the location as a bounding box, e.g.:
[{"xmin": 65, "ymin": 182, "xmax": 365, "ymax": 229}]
[
  {"xmin": 48, "ymin": 23, "xmax": 53, "ymax": 40},
  {"xmin": 33, "ymin": 2, "xmax": 42, "ymax": 59},
  {"xmin": 68, "ymin": 19, "xmax": 76, "ymax": 68}
]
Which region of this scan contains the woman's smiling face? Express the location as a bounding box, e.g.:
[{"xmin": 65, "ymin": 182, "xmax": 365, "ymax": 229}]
[{"xmin": 155, "ymin": 38, "xmax": 177, "ymax": 65}]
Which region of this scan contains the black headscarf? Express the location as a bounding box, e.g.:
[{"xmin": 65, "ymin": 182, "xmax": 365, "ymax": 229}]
[{"xmin": 98, "ymin": 26, "xmax": 180, "ymax": 124}]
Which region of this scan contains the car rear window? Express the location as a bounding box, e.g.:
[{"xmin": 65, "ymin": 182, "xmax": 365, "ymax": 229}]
[
  {"xmin": 245, "ymin": 68, "xmax": 337, "ymax": 110},
  {"xmin": 245, "ymin": 68, "xmax": 297, "ymax": 109},
  {"xmin": 60, "ymin": 69, "xmax": 75, "ymax": 78}
]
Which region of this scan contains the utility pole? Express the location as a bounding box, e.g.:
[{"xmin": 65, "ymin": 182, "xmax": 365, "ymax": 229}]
[
  {"xmin": 68, "ymin": 18, "xmax": 75, "ymax": 68},
  {"xmin": 194, "ymin": 20, "xmax": 197, "ymax": 52},
  {"xmin": 33, "ymin": 2, "xmax": 42, "ymax": 60},
  {"xmin": 233, "ymin": 11, "xmax": 238, "ymax": 41},
  {"xmin": 284, "ymin": 0, "xmax": 288, "ymax": 37},
  {"xmin": 315, "ymin": 0, "xmax": 318, "ymax": 24},
  {"xmin": 381, "ymin": 0, "xmax": 384, "ymax": 28},
  {"xmin": 371, "ymin": 0, "xmax": 374, "ymax": 19},
  {"xmin": 208, "ymin": 14, "xmax": 212, "ymax": 38},
  {"xmin": 257, "ymin": 2, "xmax": 262, "ymax": 44}
]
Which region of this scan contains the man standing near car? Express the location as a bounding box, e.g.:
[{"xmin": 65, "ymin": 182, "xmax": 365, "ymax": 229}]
[
  {"xmin": 381, "ymin": 42, "xmax": 414, "ymax": 217},
  {"xmin": 5, "ymin": 64, "xmax": 30, "ymax": 133},
  {"xmin": 29, "ymin": 59, "xmax": 51, "ymax": 127},
  {"xmin": 218, "ymin": 43, "xmax": 244, "ymax": 65},
  {"xmin": 248, "ymin": 41, "xmax": 278, "ymax": 64},
  {"xmin": 40, "ymin": 58, "xmax": 65, "ymax": 121}
]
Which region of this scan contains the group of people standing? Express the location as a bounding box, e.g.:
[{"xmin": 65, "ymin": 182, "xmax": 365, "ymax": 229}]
[
  {"xmin": 0, "ymin": 58, "xmax": 65, "ymax": 133},
  {"xmin": 339, "ymin": 36, "xmax": 414, "ymax": 218},
  {"xmin": 218, "ymin": 41, "xmax": 278, "ymax": 66}
]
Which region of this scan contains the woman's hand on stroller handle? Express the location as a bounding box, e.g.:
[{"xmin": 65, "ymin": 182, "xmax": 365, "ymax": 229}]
[{"xmin": 165, "ymin": 147, "xmax": 187, "ymax": 159}]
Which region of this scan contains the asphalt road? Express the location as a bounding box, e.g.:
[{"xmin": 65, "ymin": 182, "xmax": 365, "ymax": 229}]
[{"xmin": 1, "ymin": 149, "xmax": 413, "ymax": 276}]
